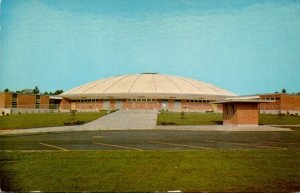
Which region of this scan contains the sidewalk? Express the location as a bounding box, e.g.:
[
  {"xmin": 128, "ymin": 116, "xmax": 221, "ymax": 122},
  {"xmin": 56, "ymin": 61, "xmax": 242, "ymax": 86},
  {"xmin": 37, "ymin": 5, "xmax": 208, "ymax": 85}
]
[{"xmin": 156, "ymin": 125, "xmax": 291, "ymax": 131}]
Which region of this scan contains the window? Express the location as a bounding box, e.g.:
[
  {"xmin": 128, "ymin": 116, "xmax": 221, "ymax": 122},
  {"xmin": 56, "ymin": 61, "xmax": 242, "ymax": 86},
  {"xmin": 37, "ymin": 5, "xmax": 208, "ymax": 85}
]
[
  {"xmin": 36, "ymin": 95, "xmax": 40, "ymax": 109},
  {"xmin": 12, "ymin": 94, "xmax": 18, "ymax": 108},
  {"xmin": 225, "ymin": 103, "xmax": 235, "ymax": 115}
]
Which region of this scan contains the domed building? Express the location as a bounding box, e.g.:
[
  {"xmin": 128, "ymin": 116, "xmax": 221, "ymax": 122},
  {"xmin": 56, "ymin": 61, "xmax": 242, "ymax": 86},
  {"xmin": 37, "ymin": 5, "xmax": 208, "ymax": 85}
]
[{"xmin": 60, "ymin": 73, "xmax": 236, "ymax": 112}]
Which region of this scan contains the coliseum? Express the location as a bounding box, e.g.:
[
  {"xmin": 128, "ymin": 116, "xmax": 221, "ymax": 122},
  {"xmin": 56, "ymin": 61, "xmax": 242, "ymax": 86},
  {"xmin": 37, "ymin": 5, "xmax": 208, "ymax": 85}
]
[{"xmin": 60, "ymin": 73, "xmax": 236, "ymax": 112}]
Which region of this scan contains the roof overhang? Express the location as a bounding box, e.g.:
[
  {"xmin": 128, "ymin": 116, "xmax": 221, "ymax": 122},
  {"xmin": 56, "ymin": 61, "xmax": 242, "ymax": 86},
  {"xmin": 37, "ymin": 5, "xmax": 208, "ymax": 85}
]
[
  {"xmin": 211, "ymin": 99, "xmax": 275, "ymax": 104},
  {"xmin": 60, "ymin": 93, "xmax": 234, "ymax": 101},
  {"xmin": 49, "ymin": 95, "xmax": 63, "ymax": 100}
]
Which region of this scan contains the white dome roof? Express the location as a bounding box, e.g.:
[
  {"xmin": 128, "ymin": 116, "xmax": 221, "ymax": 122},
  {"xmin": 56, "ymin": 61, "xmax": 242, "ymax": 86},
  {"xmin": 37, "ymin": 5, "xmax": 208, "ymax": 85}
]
[{"xmin": 62, "ymin": 73, "xmax": 236, "ymax": 99}]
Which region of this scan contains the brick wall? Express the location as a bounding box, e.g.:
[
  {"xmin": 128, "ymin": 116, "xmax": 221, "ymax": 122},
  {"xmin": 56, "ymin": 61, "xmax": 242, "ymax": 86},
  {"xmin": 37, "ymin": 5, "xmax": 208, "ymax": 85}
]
[
  {"xmin": 123, "ymin": 101, "xmax": 161, "ymax": 110},
  {"xmin": 280, "ymin": 94, "xmax": 300, "ymax": 111},
  {"xmin": 60, "ymin": 98, "xmax": 71, "ymax": 109},
  {"xmin": 259, "ymin": 94, "xmax": 300, "ymax": 111},
  {"xmin": 40, "ymin": 96, "xmax": 50, "ymax": 109},
  {"xmin": 168, "ymin": 100, "xmax": 174, "ymax": 110},
  {"xmin": 259, "ymin": 94, "xmax": 281, "ymax": 110},
  {"xmin": 181, "ymin": 101, "xmax": 212, "ymax": 111},
  {"xmin": 110, "ymin": 100, "xmax": 116, "ymax": 110},
  {"xmin": 223, "ymin": 102, "xmax": 259, "ymax": 125},
  {"xmin": 75, "ymin": 101, "xmax": 103, "ymax": 111},
  {"xmin": 0, "ymin": 93, "xmax": 6, "ymax": 108},
  {"xmin": 17, "ymin": 94, "xmax": 36, "ymax": 108},
  {"xmin": 0, "ymin": 93, "xmax": 12, "ymax": 108}
]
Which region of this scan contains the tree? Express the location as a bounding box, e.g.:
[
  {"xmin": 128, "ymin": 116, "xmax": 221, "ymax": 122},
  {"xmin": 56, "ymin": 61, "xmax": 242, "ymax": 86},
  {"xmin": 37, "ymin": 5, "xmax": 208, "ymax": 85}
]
[
  {"xmin": 54, "ymin": 89, "xmax": 63, "ymax": 95},
  {"xmin": 33, "ymin": 86, "xmax": 40, "ymax": 94},
  {"xmin": 4, "ymin": 88, "xmax": 9, "ymax": 92},
  {"xmin": 282, "ymin": 88, "xmax": 286, "ymax": 94},
  {"xmin": 44, "ymin": 91, "xmax": 49, "ymax": 95}
]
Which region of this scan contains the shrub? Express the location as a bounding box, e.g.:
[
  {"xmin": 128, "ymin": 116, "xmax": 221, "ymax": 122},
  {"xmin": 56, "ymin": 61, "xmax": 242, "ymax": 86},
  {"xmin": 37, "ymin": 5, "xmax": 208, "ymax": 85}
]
[
  {"xmin": 64, "ymin": 120, "xmax": 85, "ymax": 125},
  {"xmin": 180, "ymin": 111, "xmax": 185, "ymax": 119},
  {"xmin": 277, "ymin": 111, "xmax": 283, "ymax": 117},
  {"xmin": 64, "ymin": 122, "xmax": 71, "ymax": 125},
  {"xmin": 74, "ymin": 120, "xmax": 85, "ymax": 125},
  {"xmin": 70, "ymin": 110, "xmax": 76, "ymax": 116}
]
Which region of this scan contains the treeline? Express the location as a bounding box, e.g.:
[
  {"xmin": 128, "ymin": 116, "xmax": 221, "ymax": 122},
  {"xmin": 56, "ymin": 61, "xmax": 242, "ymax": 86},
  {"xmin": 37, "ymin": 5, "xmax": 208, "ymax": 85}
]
[
  {"xmin": 275, "ymin": 88, "xmax": 300, "ymax": 95},
  {"xmin": 3, "ymin": 86, "xmax": 63, "ymax": 95}
]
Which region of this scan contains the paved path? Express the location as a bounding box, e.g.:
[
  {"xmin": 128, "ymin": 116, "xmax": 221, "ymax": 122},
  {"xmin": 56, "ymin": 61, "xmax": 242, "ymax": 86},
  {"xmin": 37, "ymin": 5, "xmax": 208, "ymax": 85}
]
[
  {"xmin": 78, "ymin": 109, "xmax": 158, "ymax": 130},
  {"xmin": 0, "ymin": 125, "xmax": 80, "ymax": 135},
  {"xmin": 156, "ymin": 125, "xmax": 291, "ymax": 131}
]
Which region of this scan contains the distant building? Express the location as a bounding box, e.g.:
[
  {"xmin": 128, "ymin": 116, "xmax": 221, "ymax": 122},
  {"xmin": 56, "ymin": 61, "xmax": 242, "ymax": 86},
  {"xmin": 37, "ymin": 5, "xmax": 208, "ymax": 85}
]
[
  {"xmin": 259, "ymin": 93, "xmax": 300, "ymax": 114},
  {"xmin": 0, "ymin": 92, "xmax": 62, "ymax": 115},
  {"xmin": 21, "ymin": 89, "xmax": 34, "ymax": 94}
]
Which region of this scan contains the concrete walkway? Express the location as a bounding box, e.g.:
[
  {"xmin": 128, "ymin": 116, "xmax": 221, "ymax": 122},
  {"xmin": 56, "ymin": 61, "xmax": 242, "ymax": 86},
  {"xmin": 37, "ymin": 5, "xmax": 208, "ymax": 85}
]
[
  {"xmin": 0, "ymin": 125, "xmax": 80, "ymax": 135},
  {"xmin": 78, "ymin": 109, "xmax": 158, "ymax": 130},
  {"xmin": 156, "ymin": 125, "xmax": 291, "ymax": 131}
]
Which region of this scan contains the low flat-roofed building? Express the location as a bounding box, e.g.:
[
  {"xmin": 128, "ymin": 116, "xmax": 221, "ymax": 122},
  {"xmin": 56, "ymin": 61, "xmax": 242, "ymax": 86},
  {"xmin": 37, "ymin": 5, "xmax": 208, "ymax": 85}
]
[
  {"xmin": 212, "ymin": 97, "xmax": 272, "ymax": 126},
  {"xmin": 0, "ymin": 92, "xmax": 62, "ymax": 115},
  {"xmin": 259, "ymin": 93, "xmax": 300, "ymax": 114}
]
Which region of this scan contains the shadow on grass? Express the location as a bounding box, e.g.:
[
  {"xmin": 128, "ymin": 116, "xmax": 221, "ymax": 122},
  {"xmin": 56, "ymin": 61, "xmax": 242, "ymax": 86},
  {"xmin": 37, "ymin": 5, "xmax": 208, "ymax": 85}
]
[
  {"xmin": 0, "ymin": 164, "xmax": 19, "ymax": 191},
  {"xmin": 212, "ymin": 121, "xmax": 223, "ymax": 125}
]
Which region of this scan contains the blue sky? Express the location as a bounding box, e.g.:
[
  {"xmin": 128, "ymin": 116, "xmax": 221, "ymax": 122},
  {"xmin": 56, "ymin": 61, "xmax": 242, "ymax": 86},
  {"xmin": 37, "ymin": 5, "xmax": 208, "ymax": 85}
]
[{"xmin": 0, "ymin": 0, "xmax": 299, "ymax": 95}]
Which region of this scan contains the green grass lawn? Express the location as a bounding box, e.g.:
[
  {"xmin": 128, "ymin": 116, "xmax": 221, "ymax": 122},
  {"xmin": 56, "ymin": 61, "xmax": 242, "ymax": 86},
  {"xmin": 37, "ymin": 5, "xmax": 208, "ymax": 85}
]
[
  {"xmin": 157, "ymin": 111, "xmax": 223, "ymax": 125},
  {"xmin": 259, "ymin": 114, "xmax": 300, "ymax": 125},
  {"xmin": 157, "ymin": 111, "xmax": 300, "ymax": 125},
  {"xmin": 0, "ymin": 112, "xmax": 107, "ymax": 130},
  {"xmin": 1, "ymin": 150, "xmax": 299, "ymax": 192}
]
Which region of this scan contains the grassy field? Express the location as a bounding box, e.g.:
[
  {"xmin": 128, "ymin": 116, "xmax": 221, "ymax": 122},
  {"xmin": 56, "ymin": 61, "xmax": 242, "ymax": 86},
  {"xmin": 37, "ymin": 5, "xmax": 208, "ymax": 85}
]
[
  {"xmin": 157, "ymin": 111, "xmax": 300, "ymax": 125},
  {"xmin": 0, "ymin": 111, "xmax": 107, "ymax": 130},
  {"xmin": 1, "ymin": 129, "xmax": 299, "ymax": 191},
  {"xmin": 259, "ymin": 114, "xmax": 300, "ymax": 125},
  {"xmin": 157, "ymin": 112, "xmax": 223, "ymax": 125},
  {"xmin": 1, "ymin": 150, "xmax": 299, "ymax": 192}
]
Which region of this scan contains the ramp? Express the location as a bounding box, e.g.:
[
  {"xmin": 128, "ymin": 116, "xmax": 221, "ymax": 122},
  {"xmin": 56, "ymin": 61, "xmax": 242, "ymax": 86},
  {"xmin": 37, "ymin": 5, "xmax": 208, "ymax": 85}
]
[{"xmin": 78, "ymin": 110, "xmax": 158, "ymax": 129}]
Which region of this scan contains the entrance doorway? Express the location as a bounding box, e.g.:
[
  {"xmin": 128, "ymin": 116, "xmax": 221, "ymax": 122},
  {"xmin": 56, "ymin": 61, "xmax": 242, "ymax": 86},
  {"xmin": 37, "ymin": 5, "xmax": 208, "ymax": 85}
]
[{"xmin": 161, "ymin": 100, "xmax": 168, "ymax": 110}]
